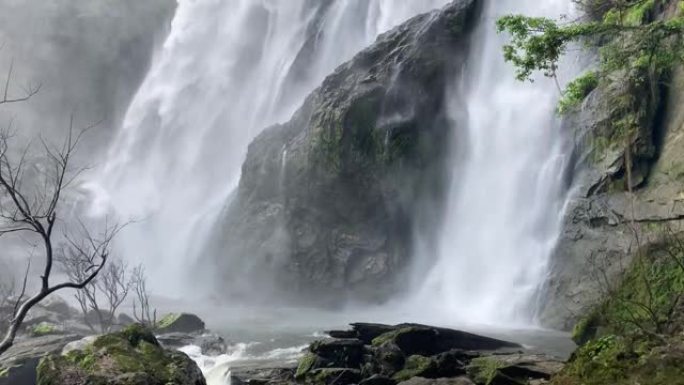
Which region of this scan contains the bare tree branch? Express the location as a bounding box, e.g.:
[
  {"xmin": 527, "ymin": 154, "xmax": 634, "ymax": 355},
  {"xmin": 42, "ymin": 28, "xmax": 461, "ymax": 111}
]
[
  {"xmin": 0, "ymin": 59, "xmax": 41, "ymax": 106},
  {"xmin": 0, "ymin": 120, "xmax": 121, "ymax": 356},
  {"xmin": 132, "ymin": 265, "xmax": 156, "ymax": 328}
]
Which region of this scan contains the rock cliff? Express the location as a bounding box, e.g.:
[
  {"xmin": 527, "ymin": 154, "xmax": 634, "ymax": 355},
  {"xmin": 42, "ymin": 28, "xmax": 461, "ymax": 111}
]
[
  {"xmin": 208, "ymin": 0, "xmax": 480, "ymax": 304},
  {"xmin": 539, "ymin": 1, "xmax": 684, "ymax": 330}
]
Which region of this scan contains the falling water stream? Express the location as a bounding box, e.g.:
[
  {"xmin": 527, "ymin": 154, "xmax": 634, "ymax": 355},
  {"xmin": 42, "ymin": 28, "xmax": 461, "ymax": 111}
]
[{"xmin": 412, "ymin": 0, "xmax": 577, "ymax": 326}]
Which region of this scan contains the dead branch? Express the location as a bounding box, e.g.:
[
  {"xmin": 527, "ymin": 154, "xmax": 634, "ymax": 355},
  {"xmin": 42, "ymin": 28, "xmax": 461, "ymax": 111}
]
[
  {"xmin": 0, "ymin": 123, "xmax": 120, "ymax": 356},
  {"xmin": 131, "ymin": 265, "xmax": 156, "ymax": 328}
]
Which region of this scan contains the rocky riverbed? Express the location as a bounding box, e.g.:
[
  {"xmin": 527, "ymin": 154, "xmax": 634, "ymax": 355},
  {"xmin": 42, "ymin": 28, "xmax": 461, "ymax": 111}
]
[
  {"xmin": 231, "ymin": 323, "xmax": 565, "ymax": 385},
  {"xmin": 0, "ymin": 297, "xmax": 572, "ymax": 385}
]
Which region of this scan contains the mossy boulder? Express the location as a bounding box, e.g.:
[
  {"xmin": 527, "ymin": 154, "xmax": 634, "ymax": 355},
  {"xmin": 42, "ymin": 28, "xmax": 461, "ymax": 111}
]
[
  {"xmin": 31, "ymin": 322, "xmax": 63, "ymax": 337},
  {"xmin": 36, "ymin": 324, "xmax": 206, "ymax": 385},
  {"xmin": 156, "ymin": 313, "xmax": 206, "ymax": 334}
]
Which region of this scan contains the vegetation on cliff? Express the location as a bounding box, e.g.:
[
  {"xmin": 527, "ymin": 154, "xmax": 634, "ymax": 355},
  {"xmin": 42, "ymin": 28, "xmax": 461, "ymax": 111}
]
[{"xmin": 499, "ymin": 0, "xmax": 684, "ymax": 188}]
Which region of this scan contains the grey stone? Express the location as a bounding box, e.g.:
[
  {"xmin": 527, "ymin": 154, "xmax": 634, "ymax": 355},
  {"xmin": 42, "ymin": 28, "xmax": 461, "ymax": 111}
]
[{"xmin": 204, "ymin": 0, "xmax": 480, "ymax": 306}]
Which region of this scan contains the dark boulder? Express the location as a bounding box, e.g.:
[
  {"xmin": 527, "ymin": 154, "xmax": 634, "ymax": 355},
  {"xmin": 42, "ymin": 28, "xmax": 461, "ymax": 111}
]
[
  {"xmin": 371, "ymin": 342, "xmax": 406, "ymax": 376},
  {"xmin": 156, "ymin": 313, "xmax": 206, "ymax": 334},
  {"xmin": 429, "ymin": 350, "xmax": 475, "ymax": 378},
  {"xmin": 326, "ymin": 330, "xmax": 358, "ymax": 339},
  {"xmin": 372, "ymin": 324, "xmax": 521, "ymax": 355},
  {"xmin": 310, "ymin": 339, "xmax": 366, "ymax": 368}
]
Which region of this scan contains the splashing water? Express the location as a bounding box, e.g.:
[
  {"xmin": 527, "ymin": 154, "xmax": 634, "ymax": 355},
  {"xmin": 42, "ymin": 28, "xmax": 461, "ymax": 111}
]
[
  {"xmin": 180, "ymin": 341, "xmax": 309, "ymax": 385},
  {"xmin": 411, "ymin": 0, "xmax": 578, "ymax": 327},
  {"xmin": 85, "ymin": 0, "xmax": 451, "ymax": 295}
]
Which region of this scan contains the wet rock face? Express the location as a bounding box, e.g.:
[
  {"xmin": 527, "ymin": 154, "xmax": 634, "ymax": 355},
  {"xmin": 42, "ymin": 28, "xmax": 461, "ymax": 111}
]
[
  {"xmin": 540, "ymin": 64, "xmax": 684, "ymax": 331},
  {"xmin": 209, "ymin": 0, "xmax": 480, "ymax": 306}
]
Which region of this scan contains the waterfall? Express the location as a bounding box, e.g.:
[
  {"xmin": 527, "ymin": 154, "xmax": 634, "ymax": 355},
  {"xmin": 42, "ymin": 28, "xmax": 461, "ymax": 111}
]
[
  {"xmin": 85, "ymin": 0, "xmax": 451, "ymax": 295},
  {"xmin": 413, "ymin": 0, "xmax": 577, "ymax": 326}
]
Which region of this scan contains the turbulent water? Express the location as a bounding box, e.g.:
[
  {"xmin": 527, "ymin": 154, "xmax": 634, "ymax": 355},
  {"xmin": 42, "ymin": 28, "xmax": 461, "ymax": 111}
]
[
  {"xmin": 86, "ymin": 0, "xmax": 452, "ymax": 296},
  {"xmin": 413, "ymin": 0, "xmax": 577, "ymax": 326}
]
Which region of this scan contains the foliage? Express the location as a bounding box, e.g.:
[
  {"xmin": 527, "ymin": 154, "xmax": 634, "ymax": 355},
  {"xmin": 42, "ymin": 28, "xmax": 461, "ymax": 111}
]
[
  {"xmin": 571, "ymin": 309, "xmax": 600, "ymax": 345},
  {"xmin": 131, "ymin": 265, "xmax": 157, "ymax": 328},
  {"xmin": 558, "ymin": 229, "xmax": 684, "ymax": 384},
  {"xmin": 585, "ymin": 234, "xmax": 684, "ymax": 337},
  {"xmin": 551, "ymin": 333, "xmax": 684, "ymax": 385},
  {"xmin": 497, "ymin": 0, "xmax": 684, "ymax": 114},
  {"xmin": 558, "ymin": 70, "xmax": 599, "ymax": 113}
]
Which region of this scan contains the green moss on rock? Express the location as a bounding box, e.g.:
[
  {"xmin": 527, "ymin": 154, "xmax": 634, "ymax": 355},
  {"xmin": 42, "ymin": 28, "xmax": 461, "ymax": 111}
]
[
  {"xmin": 156, "ymin": 313, "xmax": 181, "ymax": 329},
  {"xmin": 155, "ymin": 312, "xmax": 205, "ymax": 334},
  {"xmin": 392, "ymin": 355, "xmax": 435, "ymax": 381},
  {"xmin": 549, "ymin": 334, "xmax": 684, "ymax": 385},
  {"xmin": 295, "ymin": 353, "xmax": 318, "ymax": 379},
  {"xmin": 371, "ymin": 327, "xmax": 413, "ymax": 347},
  {"xmin": 466, "ymin": 357, "xmax": 506, "ymax": 385},
  {"xmin": 31, "ymin": 323, "xmax": 60, "ymax": 337},
  {"xmin": 36, "ymin": 324, "xmax": 205, "ymax": 385},
  {"xmin": 571, "ymin": 310, "xmax": 600, "ymax": 346},
  {"xmin": 553, "ymin": 233, "xmax": 684, "ymax": 384}
]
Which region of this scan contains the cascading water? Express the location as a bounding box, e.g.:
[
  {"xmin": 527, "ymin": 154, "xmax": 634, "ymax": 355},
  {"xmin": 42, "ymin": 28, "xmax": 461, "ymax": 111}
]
[
  {"xmin": 413, "ymin": 0, "xmax": 577, "ymax": 326},
  {"xmin": 86, "ymin": 0, "xmax": 451, "ymax": 295}
]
